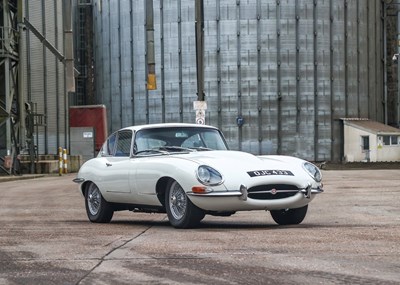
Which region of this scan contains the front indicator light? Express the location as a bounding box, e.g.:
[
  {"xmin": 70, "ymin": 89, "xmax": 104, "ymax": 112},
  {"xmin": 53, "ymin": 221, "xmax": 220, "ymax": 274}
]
[{"xmin": 192, "ymin": 186, "xmax": 213, "ymax": 194}]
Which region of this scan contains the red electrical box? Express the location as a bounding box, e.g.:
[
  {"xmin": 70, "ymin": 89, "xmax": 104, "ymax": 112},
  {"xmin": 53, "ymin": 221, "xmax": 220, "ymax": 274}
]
[{"xmin": 69, "ymin": 105, "xmax": 108, "ymax": 152}]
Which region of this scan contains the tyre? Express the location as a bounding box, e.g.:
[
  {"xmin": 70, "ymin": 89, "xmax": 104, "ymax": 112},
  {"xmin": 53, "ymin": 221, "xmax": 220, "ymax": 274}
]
[
  {"xmin": 85, "ymin": 183, "xmax": 114, "ymax": 223},
  {"xmin": 270, "ymin": 205, "xmax": 308, "ymax": 225},
  {"xmin": 165, "ymin": 180, "xmax": 205, "ymax": 228}
]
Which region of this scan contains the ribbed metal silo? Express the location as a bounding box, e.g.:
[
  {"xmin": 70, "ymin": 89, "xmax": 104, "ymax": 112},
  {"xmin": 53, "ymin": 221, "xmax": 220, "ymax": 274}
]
[
  {"xmin": 92, "ymin": 0, "xmax": 384, "ymax": 162},
  {"xmin": 23, "ymin": 0, "xmax": 69, "ymax": 154}
]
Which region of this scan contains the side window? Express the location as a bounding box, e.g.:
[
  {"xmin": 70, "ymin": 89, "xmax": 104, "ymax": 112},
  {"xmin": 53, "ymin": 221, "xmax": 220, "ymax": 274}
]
[
  {"xmin": 106, "ymin": 133, "xmax": 117, "ymax": 156},
  {"xmin": 115, "ymin": 130, "xmax": 132, "ymax": 157}
]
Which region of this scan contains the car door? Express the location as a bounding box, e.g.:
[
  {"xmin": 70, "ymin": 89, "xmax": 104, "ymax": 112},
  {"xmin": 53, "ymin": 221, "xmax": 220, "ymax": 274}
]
[{"xmin": 97, "ymin": 130, "xmax": 133, "ymax": 194}]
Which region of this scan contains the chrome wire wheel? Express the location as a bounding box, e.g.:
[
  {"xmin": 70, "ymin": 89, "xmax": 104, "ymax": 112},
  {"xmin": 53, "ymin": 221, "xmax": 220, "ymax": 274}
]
[
  {"xmin": 165, "ymin": 180, "xmax": 205, "ymax": 228},
  {"xmin": 87, "ymin": 183, "xmax": 101, "ymax": 216},
  {"xmin": 84, "ymin": 183, "xmax": 113, "ymax": 223},
  {"xmin": 168, "ymin": 181, "xmax": 188, "ymax": 220}
]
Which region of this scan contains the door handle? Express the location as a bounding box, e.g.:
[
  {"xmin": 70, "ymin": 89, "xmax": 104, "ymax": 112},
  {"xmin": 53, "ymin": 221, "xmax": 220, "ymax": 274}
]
[{"xmin": 106, "ymin": 163, "xmax": 112, "ymax": 167}]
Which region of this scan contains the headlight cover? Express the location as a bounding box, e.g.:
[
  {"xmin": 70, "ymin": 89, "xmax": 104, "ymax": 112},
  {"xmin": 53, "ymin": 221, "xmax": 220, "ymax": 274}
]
[
  {"xmin": 196, "ymin": 165, "xmax": 223, "ymax": 186},
  {"xmin": 303, "ymin": 162, "xmax": 322, "ymax": 182}
]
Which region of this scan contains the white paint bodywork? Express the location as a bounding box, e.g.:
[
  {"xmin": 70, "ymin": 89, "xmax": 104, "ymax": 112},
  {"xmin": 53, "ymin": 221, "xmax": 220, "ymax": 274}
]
[{"xmin": 75, "ymin": 123, "xmax": 323, "ymax": 213}]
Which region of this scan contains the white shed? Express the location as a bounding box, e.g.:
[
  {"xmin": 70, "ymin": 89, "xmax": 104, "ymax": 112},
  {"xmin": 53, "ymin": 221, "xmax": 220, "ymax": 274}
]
[{"xmin": 342, "ymin": 119, "xmax": 400, "ymax": 162}]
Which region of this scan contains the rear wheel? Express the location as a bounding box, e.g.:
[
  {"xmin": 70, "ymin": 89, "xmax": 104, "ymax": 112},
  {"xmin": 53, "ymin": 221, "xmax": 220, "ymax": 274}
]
[
  {"xmin": 85, "ymin": 183, "xmax": 114, "ymax": 223},
  {"xmin": 165, "ymin": 180, "xmax": 205, "ymax": 228},
  {"xmin": 270, "ymin": 205, "xmax": 308, "ymax": 225}
]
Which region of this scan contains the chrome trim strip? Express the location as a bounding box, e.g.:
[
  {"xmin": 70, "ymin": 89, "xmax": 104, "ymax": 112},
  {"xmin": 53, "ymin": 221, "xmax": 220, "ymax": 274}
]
[
  {"xmin": 249, "ymin": 189, "xmax": 299, "ymax": 194},
  {"xmin": 187, "ymin": 191, "xmax": 243, "ymax": 197}
]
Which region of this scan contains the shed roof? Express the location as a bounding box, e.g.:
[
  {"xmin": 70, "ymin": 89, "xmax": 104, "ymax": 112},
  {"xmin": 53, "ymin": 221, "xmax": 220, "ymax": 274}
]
[{"xmin": 342, "ymin": 118, "xmax": 400, "ymax": 135}]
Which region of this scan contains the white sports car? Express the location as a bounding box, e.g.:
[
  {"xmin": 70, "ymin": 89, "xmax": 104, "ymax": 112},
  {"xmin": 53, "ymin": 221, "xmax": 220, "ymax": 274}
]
[{"xmin": 73, "ymin": 123, "xmax": 323, "ymax": 228}]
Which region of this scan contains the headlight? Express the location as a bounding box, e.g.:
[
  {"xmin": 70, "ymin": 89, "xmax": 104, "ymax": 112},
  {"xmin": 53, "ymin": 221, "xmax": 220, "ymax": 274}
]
[
  {"xmin": 303, "ymin": 162, "xmax": 322, "ymax": 182},
  {"xmin": 196, "ymin": 165, "xmax": 223, "ymax": 186}
]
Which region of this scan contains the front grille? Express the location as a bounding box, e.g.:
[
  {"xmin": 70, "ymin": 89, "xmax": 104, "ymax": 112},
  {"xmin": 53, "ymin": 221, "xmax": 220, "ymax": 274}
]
[{"xmin": 247, "ymin": 184, "xmax": 299, "ymax": 200}]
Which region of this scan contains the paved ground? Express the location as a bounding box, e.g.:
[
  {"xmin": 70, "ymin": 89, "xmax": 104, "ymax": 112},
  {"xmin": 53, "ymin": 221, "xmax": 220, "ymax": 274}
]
[{"xmin": 0, "ymin": 169, "xmax": 399, "ymax": 285}]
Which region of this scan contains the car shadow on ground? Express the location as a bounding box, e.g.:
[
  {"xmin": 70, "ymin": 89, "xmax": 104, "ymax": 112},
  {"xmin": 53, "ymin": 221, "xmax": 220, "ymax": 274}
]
[
  {"xmin": 66, "ymin": 218, "xmax": 319, "ymax": 230},
  {"xmin": 67, "ymin": 218, "xmax": 380, "ymax": 230}
]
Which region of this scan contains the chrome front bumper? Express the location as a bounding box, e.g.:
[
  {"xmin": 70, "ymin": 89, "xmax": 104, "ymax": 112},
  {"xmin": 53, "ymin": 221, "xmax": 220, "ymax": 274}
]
[{"xmin": 187, "ymin": 184, "xmax": 324, "ymax": 201}]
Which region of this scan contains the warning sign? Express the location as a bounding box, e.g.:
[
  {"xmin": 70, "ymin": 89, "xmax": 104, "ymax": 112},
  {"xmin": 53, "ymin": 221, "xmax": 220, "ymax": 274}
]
[{"xmin": 193, "ymin": 101, "xmax": 207, "ymax": 125}]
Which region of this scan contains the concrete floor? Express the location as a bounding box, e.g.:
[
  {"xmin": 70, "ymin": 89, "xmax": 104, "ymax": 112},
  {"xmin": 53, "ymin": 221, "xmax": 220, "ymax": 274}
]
[{"xmin": 0, "ymin": 169, "xmax": 399, "ymax": 284}]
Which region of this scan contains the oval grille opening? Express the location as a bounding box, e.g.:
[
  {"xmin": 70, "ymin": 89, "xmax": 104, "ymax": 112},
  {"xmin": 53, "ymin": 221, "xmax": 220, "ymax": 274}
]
[{"xmin": 247, "ymin": 184, "xmax": 299, "ymax": 200}]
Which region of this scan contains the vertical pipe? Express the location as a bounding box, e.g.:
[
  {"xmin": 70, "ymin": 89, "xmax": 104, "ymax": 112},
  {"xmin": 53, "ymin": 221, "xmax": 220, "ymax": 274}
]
[
  {"xmin": 382, "ymin": 1, "xmax": 388, "ymax": 124},
  {"xmin": 178, "ymin": 0, "xmax": 183, "ymax": 122},
  {"xmin": 25, "ymin": 0, "xmax": 31, "ymax": 103},
  {"xmin": 146, "ymin": 0, "xmax": 156, "ymax": 90},
  {"xmin": 295, "ymin": 0, "xmax": 300, "ymax": 134},
  {"xmin": 3, "ymin": 0, "xmax": 11, "ymax": 154},
  {"xmin": 42, "ymin": 0, "xmax": 48, "ymax": 153},
  {"xmin": 118, "ymin": 0, "xmax": 122, "ymax": 128},
  {"xmin": 216, "ymin": 0, "xmax": 222, "ymax": 130},
  {"xmin": 367, "ymin": 1, "xmax": 370, "ymax": 119},
  {"xmin": 356, "ymin": 0, "xmax": 360, "ymax": 117},
  {"xmin": 330, "ymin": 0, "xmax": 335, "ymax": 161},
  {"xmin": 313, "ymin": 0, "xmax": 318, "ymax": 161},
  {"xmin": 144, "ymin": 0, "xmax": 150, "ymax": 123},
  {"xmin": 276, "ymin": 0, "xmax": 282, "ymax": 155},
  {"xmin": 129, "ymin": 0, "xmax": 135, "ymax": 125},
  {"xmin": 195, "ymin": 0, "xmax": 205, "ymax": 101},
  {"xmin": 236, "ymin": 0, "xmax": 242, "ymax": 151},
  {"xmin": 54, "ymin": 0, "xmax": 60, "ymax": 151},
  {"xmin": 18, "ymin": 0, "xmax": 26, "ymax": 151},
  {"xmin": 108, "ymin": 0, "xmax": 113, "ymax": 126},
  {"xmin": 380, "ymin": 1, "xmax": 384, "ymax": 123},
  {"xmin": 160, "ymin": 0, "xmax": 165, "ymax": 122},
  {"xmin": 344, "ymin": 0, "xmax": 348, "ymax": 117},
  {"xmin": 257, "ymin": 0, "xmax": 262, "ymax": 154},
  {"xmin": 397, "ymin": 2, "xmax": 400, "ymax": 126}
]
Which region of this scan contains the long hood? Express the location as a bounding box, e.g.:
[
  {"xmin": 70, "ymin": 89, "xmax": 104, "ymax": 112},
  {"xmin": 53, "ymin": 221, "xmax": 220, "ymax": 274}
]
[
  {"xmin": 177, "ymin": 150, "xmax": 306, "ymax": 175},
  {"xmin": 175, "ymin": 150, "xmax": 312, "ymax": 189}
]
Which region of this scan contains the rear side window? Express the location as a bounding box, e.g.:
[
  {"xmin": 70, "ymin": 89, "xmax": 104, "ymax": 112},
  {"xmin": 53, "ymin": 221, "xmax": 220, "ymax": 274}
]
[{"xmin": 104, "ymin": 133, "xmax": 117, "ymax": 156}]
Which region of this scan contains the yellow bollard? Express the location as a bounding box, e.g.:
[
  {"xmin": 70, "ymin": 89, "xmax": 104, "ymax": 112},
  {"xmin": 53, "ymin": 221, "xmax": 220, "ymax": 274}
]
[
  {"xmin": 63, "ymin": 149, "xmax": 68, "ymax": 174},
  {"xmin": 58, "ymin": 147, "xmax": 63, "ymax": 176}
]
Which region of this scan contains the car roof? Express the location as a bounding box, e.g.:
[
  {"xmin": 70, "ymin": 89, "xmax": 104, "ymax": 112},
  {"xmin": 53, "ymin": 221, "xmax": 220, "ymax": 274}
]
[{"xmin": 120, "ymin": 123, "xmax": 219, "ymax": 132}]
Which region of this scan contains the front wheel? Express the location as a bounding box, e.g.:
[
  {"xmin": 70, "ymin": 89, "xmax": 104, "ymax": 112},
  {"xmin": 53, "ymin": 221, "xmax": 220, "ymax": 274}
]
[
  {"xmin": 165, "ymin": 180, "xmax": 205, "ymax": 228},
  {"xmin": 85, "ymin": 183, "xmax": 114, "ymax": 223},
  {"xmin": 270, "ymin": 205, "xmax": 308, "ymax": 225}
]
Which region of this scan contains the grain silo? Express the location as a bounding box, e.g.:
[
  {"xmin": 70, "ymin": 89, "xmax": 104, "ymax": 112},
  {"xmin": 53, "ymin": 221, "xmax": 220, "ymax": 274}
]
[
  {"xmin": 0, "ymin": 0, "xmax": 73, "ymax": 174},
  {"xmin": 90, "ymin": 0, "xmax": 386, "ymax": 162}
]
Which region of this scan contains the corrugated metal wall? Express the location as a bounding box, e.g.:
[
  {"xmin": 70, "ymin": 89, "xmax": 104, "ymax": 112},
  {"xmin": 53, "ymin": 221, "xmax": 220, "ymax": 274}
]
[
  {"xmin": 92, "ymin": 0, "xmax": 384, "ymax": 162},
  {"xmin": 25, "ymin": 0, "xmax": 67, "ymax": 154}
]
